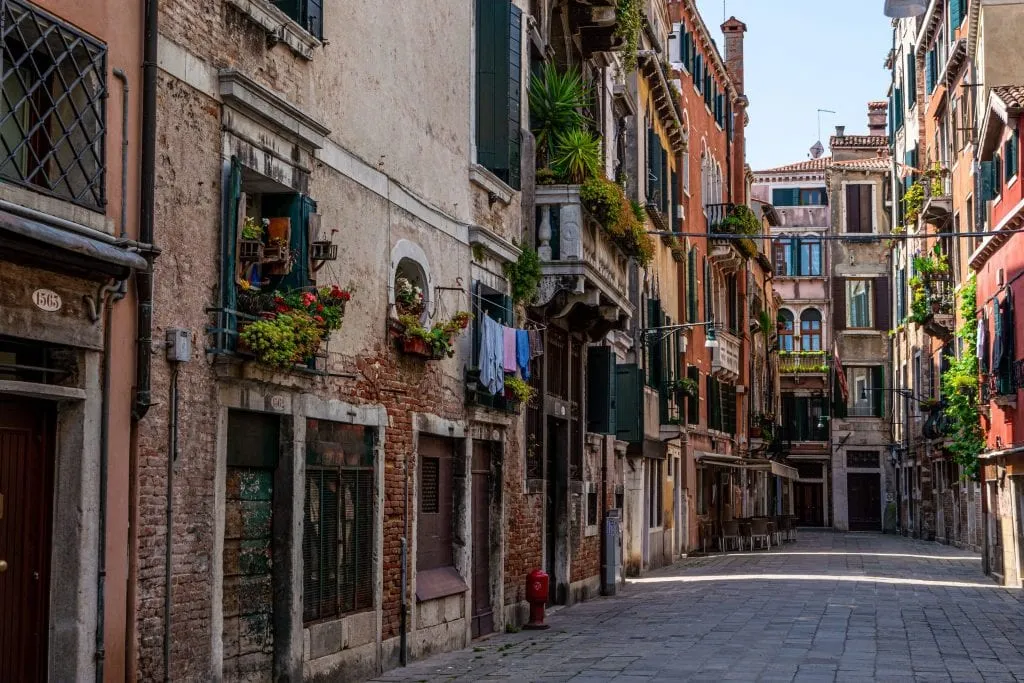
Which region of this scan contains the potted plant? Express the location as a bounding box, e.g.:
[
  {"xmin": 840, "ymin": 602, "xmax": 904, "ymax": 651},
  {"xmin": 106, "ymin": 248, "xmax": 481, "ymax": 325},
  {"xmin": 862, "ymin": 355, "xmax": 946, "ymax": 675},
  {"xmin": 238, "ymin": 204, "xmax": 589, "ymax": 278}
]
[
  {"xmin": 394, "ymin": 311, "xmax": 472, "ymax": 360},
  {"xmin": 236, "ymin": 285, "xmax": 353, "ymax": 368},
  {"xmin": 504, "ymin": 375, "xmax": 536, "ymax": 406},
  {"xmin": 239, "ymin": 216, "xmax": 267, "ymax": 262},
  {"xmin": 394, "ymin": 276, "xmax": 426, "ymax": 317}
]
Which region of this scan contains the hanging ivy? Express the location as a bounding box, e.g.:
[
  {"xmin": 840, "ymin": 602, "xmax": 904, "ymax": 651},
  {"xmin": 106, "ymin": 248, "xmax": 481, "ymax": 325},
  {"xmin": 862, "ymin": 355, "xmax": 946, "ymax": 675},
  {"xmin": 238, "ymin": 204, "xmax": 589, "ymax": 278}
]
[
  {"xmin": 940, "ymin": 275, "xmax": 984, "ymax": 478},
  {"xmin": 615, "ymin": 0, "xmax": 644, "ymax": 74},
  {"xmin": 503, "ymin": 244, "xmax": 542, "ymax": 304}
]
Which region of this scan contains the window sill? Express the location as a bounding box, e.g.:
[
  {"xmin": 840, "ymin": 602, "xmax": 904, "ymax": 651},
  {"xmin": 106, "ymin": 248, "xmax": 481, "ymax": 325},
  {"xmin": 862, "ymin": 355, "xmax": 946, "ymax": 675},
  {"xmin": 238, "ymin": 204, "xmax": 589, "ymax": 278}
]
[
  {"xmin": 585, "ymin": 524, "xmax": 599, "ymax": 538},
  {"xmin": 469, "ymin": 164, "xmax": 515, "ymax": 205},
  {"xmin": 225, "ymin": 0, "xmax": 321, "ymax": 60},
  {"xmin": 415, "ymin": 566, "xmax": 468, "ymax": 603}
]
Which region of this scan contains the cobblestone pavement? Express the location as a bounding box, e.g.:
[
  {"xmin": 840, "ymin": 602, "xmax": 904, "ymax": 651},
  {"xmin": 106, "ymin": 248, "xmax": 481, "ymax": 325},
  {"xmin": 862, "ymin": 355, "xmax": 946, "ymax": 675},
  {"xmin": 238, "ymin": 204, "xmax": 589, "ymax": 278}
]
[{"xmin": 374, "ymin": 530, "xmax": 1024, "ymax": 682}]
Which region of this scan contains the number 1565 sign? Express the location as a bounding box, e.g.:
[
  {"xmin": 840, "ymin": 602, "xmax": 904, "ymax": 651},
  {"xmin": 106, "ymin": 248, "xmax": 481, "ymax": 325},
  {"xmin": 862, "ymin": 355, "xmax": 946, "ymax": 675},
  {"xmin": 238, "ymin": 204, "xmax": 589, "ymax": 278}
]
[{"xmin": 32, "ymin": 288, "xmax": 62, "ymax": 312}]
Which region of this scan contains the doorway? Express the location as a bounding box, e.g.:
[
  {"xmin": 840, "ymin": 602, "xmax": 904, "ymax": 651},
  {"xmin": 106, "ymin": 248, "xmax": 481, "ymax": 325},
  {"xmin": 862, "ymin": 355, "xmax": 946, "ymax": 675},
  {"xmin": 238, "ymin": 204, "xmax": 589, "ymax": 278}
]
[
  {"xmin": 795, "ymin": 482, "xmax": 824, "ymax": 526},
  {"xmin": 545, "ymin": 417, "xmax": 567, "ymax": 604},
  {"xmin": 0, "ymin": 397, "xmax": 55, "ymax": 681},
  {"xmin": 470, "ymin": 443, "xmax": 493, "ymax": 637},
  {"xmin": 847, "ymin": 472, "xmax": 882, "ymax": 531}
]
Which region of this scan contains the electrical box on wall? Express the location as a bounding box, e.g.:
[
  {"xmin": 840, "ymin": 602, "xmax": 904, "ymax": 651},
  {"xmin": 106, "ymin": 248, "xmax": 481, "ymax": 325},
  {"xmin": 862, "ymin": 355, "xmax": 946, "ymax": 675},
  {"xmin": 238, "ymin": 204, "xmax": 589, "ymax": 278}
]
[{"xmin": 166, "ymin": 329, "xmax": 192, "ymax": 362}]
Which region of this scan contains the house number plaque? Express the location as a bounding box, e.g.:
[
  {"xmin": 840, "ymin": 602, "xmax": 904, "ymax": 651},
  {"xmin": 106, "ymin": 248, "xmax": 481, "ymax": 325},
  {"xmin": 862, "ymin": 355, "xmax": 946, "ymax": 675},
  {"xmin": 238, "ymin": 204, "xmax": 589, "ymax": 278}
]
[{"xmin": 31, "ymin": 289, "xmax": 62, "ymax": 312}]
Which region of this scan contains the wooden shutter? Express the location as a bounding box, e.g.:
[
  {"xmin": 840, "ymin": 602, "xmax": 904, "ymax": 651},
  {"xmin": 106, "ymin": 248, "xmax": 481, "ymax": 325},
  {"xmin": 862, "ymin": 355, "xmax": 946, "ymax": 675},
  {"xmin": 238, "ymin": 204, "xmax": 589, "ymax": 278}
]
[
  {"xmin": 687, "ymin": 248, "xmax": 698, "ymax": 322},
  {"xmin": 671, "ymin": 168, "xmax": 680, "ymax": 231},
  {"xmin": 860, "ymin": 185, "xmax": 873, "ymax": 233},
  {"xmin": 773, "ymin": 240, "xmax": 788, "ymax": 275},
  {"xmin": 873, "ymin": 277, "xmax": 890, "ymax": 330},
  {"xmin": 950, "ymin": 0, "xmax": 963, "ymax": 29},
  {"xmin": 906, "ymin": 52, "xmax": 917, "ymax": 106},
  {"xmin": 587, "ymin": 346, "xmax": 617, "ymax": 435},
  {"xmin": 832, "ymin": 277, "xmax": 846, "ymax": 331},
  {"xmin": 476, "ymin": 0, "xmax": 518, "ymax": 187},
  {"xmin": 686, "ymin": 366, "xmax": 700, "ymax": 425},
  {"xmin": 845, "ymin": 185, "xmax": 860, "ymax": 233},
  {"xmin": 224, "ymin": 157, "xmax": 242, "ymax": 321},
  {"xmin": 646, "ymin": 127, "xmax": 657, "ymax": 204},
  {"xmin": 615, "ymin": 364, "xmax": 643, "ymax": 444},
  {"xmin": 772, "ymin": 188, "xmax": 798, "ymax": 206},
  {"xmin": 647, "ymin": 298, "xmax": 662, "ymax": 387},
  {"xmin": 507, "ymin": 4, "xmax": 522, "ymax": 189},
  {"xmin": 660, "ymin": 147, "xmax": 669, "ymax": 215}
]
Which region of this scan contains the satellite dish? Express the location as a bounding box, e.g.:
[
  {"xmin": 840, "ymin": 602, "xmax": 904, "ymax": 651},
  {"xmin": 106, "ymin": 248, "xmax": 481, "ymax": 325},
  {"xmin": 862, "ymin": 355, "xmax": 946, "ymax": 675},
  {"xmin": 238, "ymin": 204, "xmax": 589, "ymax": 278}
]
[{"xmin": 809, "ymin": 141, "xmax": 825, "ymax": 159}]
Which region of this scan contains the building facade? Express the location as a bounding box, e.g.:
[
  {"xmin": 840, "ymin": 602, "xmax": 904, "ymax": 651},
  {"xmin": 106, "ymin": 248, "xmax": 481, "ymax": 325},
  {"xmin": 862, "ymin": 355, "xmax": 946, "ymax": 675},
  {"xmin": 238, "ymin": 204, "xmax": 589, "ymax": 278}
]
[{"xmin": 0, "ymin": 0, "xmax": 149, "ymax": 679}]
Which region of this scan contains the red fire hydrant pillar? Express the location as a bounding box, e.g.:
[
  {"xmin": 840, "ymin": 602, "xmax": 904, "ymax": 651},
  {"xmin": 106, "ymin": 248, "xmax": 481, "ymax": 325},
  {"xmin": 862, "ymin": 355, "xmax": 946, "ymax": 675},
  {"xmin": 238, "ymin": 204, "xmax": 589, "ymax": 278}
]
[{"xmin": 523, "ymin": 568, "xmax": 550, "ymax": 630}]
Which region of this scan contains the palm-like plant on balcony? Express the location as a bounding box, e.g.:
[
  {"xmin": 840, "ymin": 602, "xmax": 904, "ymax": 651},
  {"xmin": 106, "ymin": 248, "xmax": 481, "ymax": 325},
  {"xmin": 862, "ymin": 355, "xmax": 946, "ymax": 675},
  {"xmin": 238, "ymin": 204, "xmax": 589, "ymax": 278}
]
[
  {"xmin": 529, "ymin": 64, "xmax": 591, "ymax": 165},
  {"xmin": 579, "ymin": 176, "xmax": 655, "ymax": 266},
  {"xmin": 550, "ymin": 128, "xmax": 602, "ymax": 183}
]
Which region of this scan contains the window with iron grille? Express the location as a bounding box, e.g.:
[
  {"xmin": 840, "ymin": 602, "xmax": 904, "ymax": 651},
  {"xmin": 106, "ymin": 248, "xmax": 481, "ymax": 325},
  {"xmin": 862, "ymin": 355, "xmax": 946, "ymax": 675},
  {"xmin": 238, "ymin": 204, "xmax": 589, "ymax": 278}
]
[
  {"xmin": 303, "ymin": 420, "xmax": 375, "ymax": 623},
  {"xmin": 1, "ymin": 0, "xmax": 107, "ymax": 210}
]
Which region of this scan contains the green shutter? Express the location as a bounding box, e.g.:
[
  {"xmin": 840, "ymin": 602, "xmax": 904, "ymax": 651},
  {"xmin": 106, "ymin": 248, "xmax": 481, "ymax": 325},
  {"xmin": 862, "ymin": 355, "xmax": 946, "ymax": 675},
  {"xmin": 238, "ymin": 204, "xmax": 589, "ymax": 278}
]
[
  {"xmin": 686, "ymin": 366, "xmax": 699, "ymax": 425},
  {"xmin": 647, "ymin": 128, "xmax": 659, "ymax": 204},
  {"xmin": 615, "ymin": 364, "xmax": 643, "ymax": 444},
  {"xmin": 671, "ymin": 168, "xmax": 680, "ymax": 231},
  {"xmin": 980, "ymin": 160, "xmax": 995, "ymax": 202},
  {"xmin": 587, "ymin": 347, "xmax": 617, "ymax": 435},
  {"xmin": 950, "ymin": 0, "xmax": 963, "ymax": 29},
  {"xmin": 772, "ymin": 188, "xmax": 798, "ymax": 206},
  {"xmin": 224, "ymin": 157, "xmax": 242, "ymax": 312},
  {"xmin": 647, "ymin": 298, "xmax": 662, "ymax": 387},
  {"xmin": 660, "ymin": 146, "xmax": 669, "ymax": 215},
  {"xmin": 476, "ymin": 0, "xmax": 520, "ymax": 188},
  {"xmin": 687, "ymin": 247, "xmax": 698, "ymax": 322},
  {"xmin": 907, "ymin": 52, "xmax": 917, "ymax": 106}
]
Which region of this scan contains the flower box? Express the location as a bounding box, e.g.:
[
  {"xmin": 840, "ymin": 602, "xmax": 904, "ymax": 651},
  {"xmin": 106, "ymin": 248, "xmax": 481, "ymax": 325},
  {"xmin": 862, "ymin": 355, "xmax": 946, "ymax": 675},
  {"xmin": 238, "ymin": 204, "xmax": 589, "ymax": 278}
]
[{"xmin": 401, "ymin": 336, "xmax": 443, "ymax": 360}]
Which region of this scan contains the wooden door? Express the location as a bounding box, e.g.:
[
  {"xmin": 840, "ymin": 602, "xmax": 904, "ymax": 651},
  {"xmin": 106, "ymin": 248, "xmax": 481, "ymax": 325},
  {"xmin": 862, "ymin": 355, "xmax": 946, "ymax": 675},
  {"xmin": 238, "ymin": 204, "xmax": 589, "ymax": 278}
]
[
  {"xmin": 545, "ymin": 417, "xmax": 567, "ymax": 604},
  {"xmin": 847, "ymin": 473, "xmax": 882, "ymax": 531},
  {"xmin": 470, "ymin": 443, "xmax": 493, "ymax": 638},
  {"xmin": 795, "ymin": 483, "xmax": 823, "ymax": 526},
  {"xmin": 0, "ymin": 397, "xmax": 55, "ymax": 682}
]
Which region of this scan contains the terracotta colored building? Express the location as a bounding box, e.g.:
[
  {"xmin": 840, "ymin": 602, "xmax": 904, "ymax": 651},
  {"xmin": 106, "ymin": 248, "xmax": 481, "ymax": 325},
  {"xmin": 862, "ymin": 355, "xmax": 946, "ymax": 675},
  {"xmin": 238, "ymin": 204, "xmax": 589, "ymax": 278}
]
[{"xmin": 0, "ymin": 0, "xmax": 149, "ymax": 679}]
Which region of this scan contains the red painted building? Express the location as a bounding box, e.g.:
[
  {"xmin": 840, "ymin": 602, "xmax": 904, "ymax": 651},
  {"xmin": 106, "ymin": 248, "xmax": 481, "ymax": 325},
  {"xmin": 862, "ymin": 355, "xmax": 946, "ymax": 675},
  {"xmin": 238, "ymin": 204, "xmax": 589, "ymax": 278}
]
[{"xmin": 974, "ymin": 85, "xmax": 1024, "ymax": 587}]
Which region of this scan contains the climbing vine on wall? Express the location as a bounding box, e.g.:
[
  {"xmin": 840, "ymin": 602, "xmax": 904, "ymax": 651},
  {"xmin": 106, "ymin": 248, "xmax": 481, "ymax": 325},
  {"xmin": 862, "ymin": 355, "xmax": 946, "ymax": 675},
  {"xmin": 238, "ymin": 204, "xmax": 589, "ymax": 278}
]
[
  {"xmin": 616, "ymin": 0, "xmax": 643, "ymax": 73},
  {"xmin": 940, "ymin": 275, "xmax": 984, "ymax": 478}
]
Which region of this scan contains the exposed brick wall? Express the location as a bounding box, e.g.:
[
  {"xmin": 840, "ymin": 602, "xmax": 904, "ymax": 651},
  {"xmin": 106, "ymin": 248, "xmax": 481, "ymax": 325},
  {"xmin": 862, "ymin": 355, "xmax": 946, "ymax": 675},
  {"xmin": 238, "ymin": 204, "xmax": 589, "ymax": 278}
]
[{"xmin": 502, "ymin": 429, "xmax": 543, "ymax": 609}]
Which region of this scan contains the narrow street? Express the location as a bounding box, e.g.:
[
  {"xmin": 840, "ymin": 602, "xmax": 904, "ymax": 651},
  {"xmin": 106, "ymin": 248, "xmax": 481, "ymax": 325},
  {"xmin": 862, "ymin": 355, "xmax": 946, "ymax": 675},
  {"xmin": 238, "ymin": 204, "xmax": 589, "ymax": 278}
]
[{"xmin": 377, "ymin": 532, "xmax": 1024, "ymax": 683}]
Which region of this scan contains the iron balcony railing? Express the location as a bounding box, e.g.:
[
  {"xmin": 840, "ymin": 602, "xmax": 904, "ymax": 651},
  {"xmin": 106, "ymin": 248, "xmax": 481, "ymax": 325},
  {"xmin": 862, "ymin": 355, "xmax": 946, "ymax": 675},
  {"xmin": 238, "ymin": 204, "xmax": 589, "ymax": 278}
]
[{"xmin": 779, "ymin": 351, "xmax": 829, "ymax": 374}]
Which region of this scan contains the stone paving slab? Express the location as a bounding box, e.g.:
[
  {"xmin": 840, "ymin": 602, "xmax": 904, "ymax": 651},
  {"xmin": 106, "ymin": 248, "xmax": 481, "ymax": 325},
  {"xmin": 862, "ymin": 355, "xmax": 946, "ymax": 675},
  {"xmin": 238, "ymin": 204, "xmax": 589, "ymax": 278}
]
[{"xmin": 372, "ymin": 531, "xmax": 1024, "ymax": 682}]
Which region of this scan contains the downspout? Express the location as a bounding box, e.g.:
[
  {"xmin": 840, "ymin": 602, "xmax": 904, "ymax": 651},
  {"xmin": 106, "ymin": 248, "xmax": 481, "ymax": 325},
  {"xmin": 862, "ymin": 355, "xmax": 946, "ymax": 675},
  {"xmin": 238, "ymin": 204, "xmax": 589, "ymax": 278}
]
[
  {"xmin": 95, "ymin": 66, "xmax": 131, "ymax": 683},
  {"xmin": 134, "ymin": 0, "xmax": 158, "ymax": 422}
]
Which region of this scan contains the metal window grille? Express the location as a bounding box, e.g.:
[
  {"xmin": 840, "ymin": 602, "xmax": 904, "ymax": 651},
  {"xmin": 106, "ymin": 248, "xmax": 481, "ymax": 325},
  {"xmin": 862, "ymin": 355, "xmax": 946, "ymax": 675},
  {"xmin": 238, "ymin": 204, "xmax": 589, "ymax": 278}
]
[
  {"xmin": 1, "ymin": 0, "xmax": 106, "ymax": 210},
  {"xmin": 420, "ymin": 457, "xmax": 439, "ymax": 514}
]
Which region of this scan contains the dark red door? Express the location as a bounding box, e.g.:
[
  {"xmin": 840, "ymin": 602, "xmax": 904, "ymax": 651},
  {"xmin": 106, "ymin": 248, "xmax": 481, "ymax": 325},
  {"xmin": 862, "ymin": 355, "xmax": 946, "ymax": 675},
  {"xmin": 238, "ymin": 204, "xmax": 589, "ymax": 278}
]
[
  {"xmin": 795, "ymin": 483, "xmax": 824, "ymax": 527},
  {"xmin": 471, "ymin": 443, "xmax": 493, "ymax": 638},
  {"xmin": 847, "ymin": 473, "xmax": 881, "ymax": 531},
  {"xmin": 0, "ymin": 397, "xmax": 55, "ymax": 682}
]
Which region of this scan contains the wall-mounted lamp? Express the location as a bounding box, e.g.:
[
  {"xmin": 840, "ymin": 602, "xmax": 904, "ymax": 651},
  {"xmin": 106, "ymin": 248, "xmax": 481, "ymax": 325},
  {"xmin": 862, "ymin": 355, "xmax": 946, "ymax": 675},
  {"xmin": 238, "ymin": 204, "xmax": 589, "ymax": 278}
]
[{"xmin": 884, "ymin": 0, "xmax": 928, "ymax": 17}]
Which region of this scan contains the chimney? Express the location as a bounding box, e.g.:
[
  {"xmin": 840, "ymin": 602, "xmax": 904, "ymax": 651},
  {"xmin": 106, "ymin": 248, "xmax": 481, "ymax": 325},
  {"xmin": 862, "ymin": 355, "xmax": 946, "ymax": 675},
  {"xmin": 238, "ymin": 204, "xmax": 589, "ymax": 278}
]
[
  {"xmin": 835, "ymin": 125, "xmax": 846, "ymax": 138},
  {"xmin": 721, "ymin": 16, "xmax": 747, "ymax": 94},
  {"xmin": 867, "ymin": 100, "xmax": 887, "ymax": 136}
]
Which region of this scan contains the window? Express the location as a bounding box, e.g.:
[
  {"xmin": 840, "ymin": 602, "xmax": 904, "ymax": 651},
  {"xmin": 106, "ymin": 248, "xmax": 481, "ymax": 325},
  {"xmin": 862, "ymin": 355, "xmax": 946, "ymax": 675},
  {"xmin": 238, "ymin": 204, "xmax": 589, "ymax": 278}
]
[
  {"xmin": 707, "ymin": 376, "xmax": 736, "ymax": 433},
  {"xmin": 772, "ymin": 187, "xmax": 827, "ymax": 206},
  {"xmin": 925, "ymin": 47, "xmax": 938, "ymax": 95},
  {"xmin": 778, "ymin": 309, "xmax": 795, "ymax": 351},
  {"xmin": 906, "ymin": 51, "xmax": 917, "ymax": 107},
  {"xmin": 687, "ymin": 246, "xmax": 698, "ymax": 322},
  {"xmin": 303, "ymin": 421, "xmax": 375, "ymax": 622},
  {"xmin": 844, "ymin": 184, "xmax": 874, "ymax": 233},
  {"xmin": 848, "ymin": 366, "xmax": 884, "ymax": 417},
  {"xmin": 781, "ymin": 395, "xmax": 828, "ymax": 441},
  {"xmin": 417, "ymin": 436, "xmax": 456, "ymax": 571},
  {"xmin": 475, "ymin": 0, "xmax": 522, "ymax": 189},
  {"xmin": 847, "ymin": 451, "xmax": 879, "ymax": 468},
  {"xmin": 1, "ymin": 0, "xmax": 107, "ymax": 210},
  {"xmin": 272, "ymin": 0, "xmax": 322, "ymax": 39},
  {"xmin": 797, "ymin": 238, "xmax": 822, "ymax": 276},
  {"xmin": 896, "ymin": 266, "xmax": 907, "ymax": 322},
  {"xmin": 683, "ymin": 146, "xmax": 691, "ymax": 194},
  {"xmin": 773, "ymin": 239, "xmax": 791, "ymax": 276},
  {"xmin": 648, "ymin": 460, "xmax": 663, "ymax": 528},
  {"xmin": 800, "ymin": 309, "xmax": 822, "ymax": 351},
  {"xmin": 1004, "ymin": 129, "xmax": 1019, "ymax": 182},
  {"xmin": 686, "ymin": 365, "xmax": 700, "ymax": 425},
  {"xmin": 847, "ymin": 279, "xmax": 873, "ymax": 328}
]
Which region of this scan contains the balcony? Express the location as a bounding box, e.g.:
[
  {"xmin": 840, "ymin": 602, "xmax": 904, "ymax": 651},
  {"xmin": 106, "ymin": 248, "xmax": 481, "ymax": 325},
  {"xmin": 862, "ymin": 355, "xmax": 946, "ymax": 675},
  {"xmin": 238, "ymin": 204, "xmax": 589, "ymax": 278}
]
[
  {"xmin": 921, "ymin": 174, "xmax": 952, "ymax": 223},
  {"xmin": 912, "ymin": 272, "xmax": 954, "ymax": 340},
  {"xmin": 706, "ymin": 203, "xmax": 759, "ymax": 271},
  {"xmin": 534, "ymin": 185, "xmax": 633, "ymax": 336},
  {"xmin": 709, "ymin": 325, "xmax": 741, "ymax": 382},
  {"xmin": 779, "ymin": 351, "xmax": 828, "ymax": 375}
]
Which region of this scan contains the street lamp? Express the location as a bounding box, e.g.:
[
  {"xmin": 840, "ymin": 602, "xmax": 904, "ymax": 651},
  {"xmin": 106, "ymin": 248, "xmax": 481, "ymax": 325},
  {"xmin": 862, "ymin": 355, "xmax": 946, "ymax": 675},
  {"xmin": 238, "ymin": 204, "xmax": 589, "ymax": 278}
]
[{"xmin": 883, "ymin": 0, "xmax": 927, "ymax": 18}]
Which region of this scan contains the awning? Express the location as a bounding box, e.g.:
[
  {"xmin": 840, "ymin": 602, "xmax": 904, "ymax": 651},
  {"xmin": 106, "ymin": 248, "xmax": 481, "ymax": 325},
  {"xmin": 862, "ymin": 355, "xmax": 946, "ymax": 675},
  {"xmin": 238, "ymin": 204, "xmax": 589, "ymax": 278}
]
[
  {"xmin": 0, "ymin": 209, "xmax": 149, "ymax": 279},
  {"xmin": 740, "ymin": 459, "xmax": 799, "ymax": 480},
  {"xmin": 695, "ymin": 451, "xmax": 744, "ymax": 468},
  {"xmin": 978, "ymin": 445, "xmax": 1024, "ymax": 461}
]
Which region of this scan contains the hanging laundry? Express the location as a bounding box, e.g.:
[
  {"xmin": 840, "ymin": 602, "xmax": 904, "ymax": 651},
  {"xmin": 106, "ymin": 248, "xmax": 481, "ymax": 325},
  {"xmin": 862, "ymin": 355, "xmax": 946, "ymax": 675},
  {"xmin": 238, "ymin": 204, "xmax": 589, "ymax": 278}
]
[
  {"xmin": 479, "ymin": 313, "xmax": 504, "ymax": 395},
  {"xmin": 502, "ymin": 325, "xmax": 518, "ymax": 373},
  {"xmin": 516, "ymin": 329, "xmax": 531, "ymax": 379},
  {"xmin": 528, "ymin": 329, "xmax": 544, "ymax": 356}
]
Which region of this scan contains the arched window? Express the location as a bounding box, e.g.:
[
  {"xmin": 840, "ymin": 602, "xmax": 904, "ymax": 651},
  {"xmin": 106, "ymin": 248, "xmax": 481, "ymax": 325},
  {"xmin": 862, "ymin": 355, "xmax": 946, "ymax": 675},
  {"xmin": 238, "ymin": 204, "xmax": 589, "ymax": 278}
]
[
  {"xmin": 800, "ymin": 308, "xmax": 822, "ymax": 351},
  {"xmin": 778, "ymin": 309, "xmax": 795, "ymax": 351}
]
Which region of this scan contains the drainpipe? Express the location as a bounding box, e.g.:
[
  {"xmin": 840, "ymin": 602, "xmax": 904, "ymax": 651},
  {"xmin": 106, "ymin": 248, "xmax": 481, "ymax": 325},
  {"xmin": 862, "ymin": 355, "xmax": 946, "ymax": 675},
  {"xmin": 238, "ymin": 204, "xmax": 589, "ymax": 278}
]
[
  {"xmin": 94, "ymin": 280, "xmax": 125, "ymax": 683},
  {"xmin": 134, "ymin": 0, "xmax": 158, "ymax": 422},
  {"xmin": 164, "ymin": 362, "xmax": 180, "ymax": 682}
]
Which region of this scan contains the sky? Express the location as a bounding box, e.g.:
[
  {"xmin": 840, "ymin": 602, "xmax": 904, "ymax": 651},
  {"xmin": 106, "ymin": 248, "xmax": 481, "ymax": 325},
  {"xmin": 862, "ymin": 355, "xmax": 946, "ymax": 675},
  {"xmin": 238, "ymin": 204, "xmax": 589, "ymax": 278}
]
[{"xmin": 694, "ymin": 0, "xmax": 894, "ymax": 171}]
